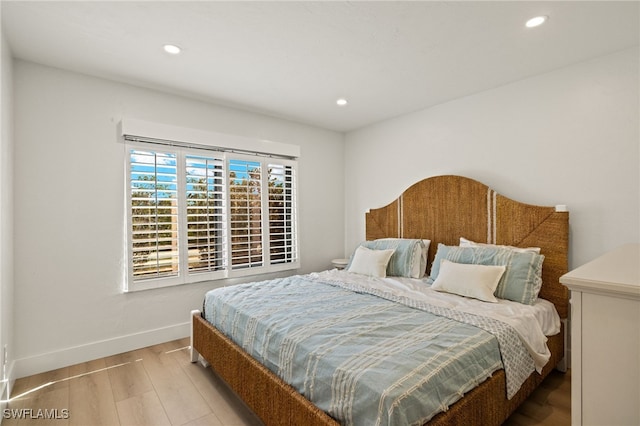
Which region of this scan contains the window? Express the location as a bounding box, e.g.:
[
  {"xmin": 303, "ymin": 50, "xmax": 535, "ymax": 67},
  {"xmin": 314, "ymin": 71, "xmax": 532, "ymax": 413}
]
[
  {"xmin": 129, "ymin": 150, "xmax": 179, "ymax": 281},
  {"xmin": 185, "ymin": 154, "xmax": 225, "ymax": 274},
  {"xmin": 126, "ymin": 144, "xmax": 298, "ymax": 291}
]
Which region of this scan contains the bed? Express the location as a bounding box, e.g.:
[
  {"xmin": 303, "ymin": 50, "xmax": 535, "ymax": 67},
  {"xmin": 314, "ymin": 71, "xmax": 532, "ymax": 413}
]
[{"xmin": 191, "ymin": 174, "xmax": 569, "ymax": 426}]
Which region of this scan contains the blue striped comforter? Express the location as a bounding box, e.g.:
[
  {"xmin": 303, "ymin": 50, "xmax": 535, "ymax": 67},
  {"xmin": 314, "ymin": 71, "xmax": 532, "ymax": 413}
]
[{"xmin": 203, "ymin": 272, "xmax": 532, "ymax": 426}]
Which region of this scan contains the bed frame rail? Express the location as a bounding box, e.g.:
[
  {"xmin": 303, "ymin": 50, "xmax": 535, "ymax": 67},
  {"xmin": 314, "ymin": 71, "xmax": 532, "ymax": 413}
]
[{"xmin": 191, "ymin": 310, "xmax": 339, "ymax": 426}]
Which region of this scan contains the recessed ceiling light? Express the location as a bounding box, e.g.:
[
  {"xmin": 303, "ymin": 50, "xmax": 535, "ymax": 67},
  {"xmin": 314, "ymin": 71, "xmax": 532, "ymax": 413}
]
[
  {"xmin": 336, "ymin": 98, "xmax": 348, "ymax": 106},
  {"xmin": 163, "ymin": 44, "xmax": 182, "ymax": 55},
  {"xmin": 525, "ymin": 16, "xmax": 548, "ymax": 28}
]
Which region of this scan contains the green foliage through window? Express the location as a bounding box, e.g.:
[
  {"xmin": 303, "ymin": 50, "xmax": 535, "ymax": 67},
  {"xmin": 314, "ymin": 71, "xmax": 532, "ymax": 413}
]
[{"xmin": 127, "ymin": 147, "xmax": 298, "ymax": 287}]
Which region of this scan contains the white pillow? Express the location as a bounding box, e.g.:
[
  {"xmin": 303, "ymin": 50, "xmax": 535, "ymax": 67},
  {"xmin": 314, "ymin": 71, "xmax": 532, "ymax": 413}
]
[
  {"xmin": 459, "ymin": 237, "xmax": 541, "ymax": 254},
  {"xmin": 347, "ymin": 246, "xmax": 395, "ymax": 277},
  {"xmin": 431, "ymin": 259, "xmax": 506, "ymax": 303}
]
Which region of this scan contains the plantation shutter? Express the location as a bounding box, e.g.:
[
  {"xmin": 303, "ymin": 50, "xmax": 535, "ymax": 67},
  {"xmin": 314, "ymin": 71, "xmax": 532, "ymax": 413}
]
[
  {"xmin": 267, "ymin": 162, "xmax": 298, "ymax": 265},
  {"xmin": 185, "ymin": 155, "xmax": 226, "ymax": 274},
  {"xmin": 123, "ymin": 121, "xmax": 300, "ymax": 291},
  {"xmin": 228, "ymin": 159, "xmax": 264, "ymax": 269},
  {"xmin": 129, "ymin": 149, "xmax": 179, "ymax": 280}
]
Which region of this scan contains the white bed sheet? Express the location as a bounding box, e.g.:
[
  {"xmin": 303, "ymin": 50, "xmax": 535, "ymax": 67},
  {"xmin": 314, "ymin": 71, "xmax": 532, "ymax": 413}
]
[{"xmin": 316, "ymin": 269, "xmax": 561, "ymax": 373}]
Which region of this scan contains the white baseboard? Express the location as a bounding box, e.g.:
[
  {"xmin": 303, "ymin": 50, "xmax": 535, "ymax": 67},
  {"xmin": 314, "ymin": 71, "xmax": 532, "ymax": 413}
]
[{"xmin": 12, "ymin": 322, "xmax": 190, "ymax": 380}]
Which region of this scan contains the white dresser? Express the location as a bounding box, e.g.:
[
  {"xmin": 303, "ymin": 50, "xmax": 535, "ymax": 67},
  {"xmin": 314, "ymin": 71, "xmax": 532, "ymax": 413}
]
[{"xmin": 560, "ymin": 244, "xmax": 640, "ymax": 426}]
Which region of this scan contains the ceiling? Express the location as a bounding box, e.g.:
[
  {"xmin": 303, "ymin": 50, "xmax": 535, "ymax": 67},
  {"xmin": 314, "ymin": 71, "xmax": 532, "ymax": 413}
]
[{"xmin": 2, "ymin": 1, "xmax": 638, "ymax": 132}]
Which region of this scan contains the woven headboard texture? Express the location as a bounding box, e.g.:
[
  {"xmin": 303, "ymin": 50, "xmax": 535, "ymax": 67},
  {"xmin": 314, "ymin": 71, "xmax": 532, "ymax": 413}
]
[{"xmin": 365, "ymin": 175, "xmax": 569, "ymax": 318}]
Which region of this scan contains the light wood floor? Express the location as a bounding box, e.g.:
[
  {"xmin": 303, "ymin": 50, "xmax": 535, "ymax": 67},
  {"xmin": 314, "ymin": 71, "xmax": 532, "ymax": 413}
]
[{"xmin": 3, "ymin": 338, "xmax": 570, "ymax": 426}]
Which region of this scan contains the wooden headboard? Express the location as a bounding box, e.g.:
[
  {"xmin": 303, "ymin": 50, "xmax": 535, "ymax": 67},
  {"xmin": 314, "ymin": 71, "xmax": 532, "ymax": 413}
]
[{"xmin": 365, "ymin": 175, "xmax": 570, "ymax": 318}]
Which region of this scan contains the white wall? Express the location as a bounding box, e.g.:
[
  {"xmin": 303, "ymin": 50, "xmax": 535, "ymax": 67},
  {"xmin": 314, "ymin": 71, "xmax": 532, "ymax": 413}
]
[
  {"xmin": 345, "ymin": 48, "xmax": 639, "ymax": 269},
  {"xmin": 12, "ymin": 60, "xmax": 344, "ymax": 377},
  {"xmin": 9, "ymin": 43, "xmax": 639, "ymax": 380},
  {"xmin": 1, "ymin": 30, "xmax": 15, "ymax": 401}
]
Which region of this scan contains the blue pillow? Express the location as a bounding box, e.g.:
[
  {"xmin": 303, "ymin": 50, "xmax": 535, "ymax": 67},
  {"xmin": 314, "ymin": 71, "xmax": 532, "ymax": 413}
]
[
  {"xmin": 429, "ymin": 243, "xmax": 545, "ymax": 305},
  {"xmin": 348, "ymin": 239, "xmax": 427, "ymax": 278}
]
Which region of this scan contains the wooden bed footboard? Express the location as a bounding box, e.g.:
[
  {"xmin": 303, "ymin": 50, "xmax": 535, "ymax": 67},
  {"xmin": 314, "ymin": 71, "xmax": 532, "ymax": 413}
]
[
  {"xmin": 191, "ymin": 310, "xmax": 565, "ymax": 426},
  {"xmin": 191, "ymin": 310, "xmax": 339, "ymax": 426}
]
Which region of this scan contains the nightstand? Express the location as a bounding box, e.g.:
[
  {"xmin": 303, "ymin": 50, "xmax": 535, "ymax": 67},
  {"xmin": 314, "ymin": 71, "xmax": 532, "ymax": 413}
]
[{"xmin": 331, "ymin": 258, "xmax": 349, "ymax": 270}]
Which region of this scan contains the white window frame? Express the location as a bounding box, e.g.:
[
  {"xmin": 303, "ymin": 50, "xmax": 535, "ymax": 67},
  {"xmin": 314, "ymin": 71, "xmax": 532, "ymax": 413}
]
[{"xmin": 121, "ymin": 120, "xmax": 300, "ymax": 292}]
